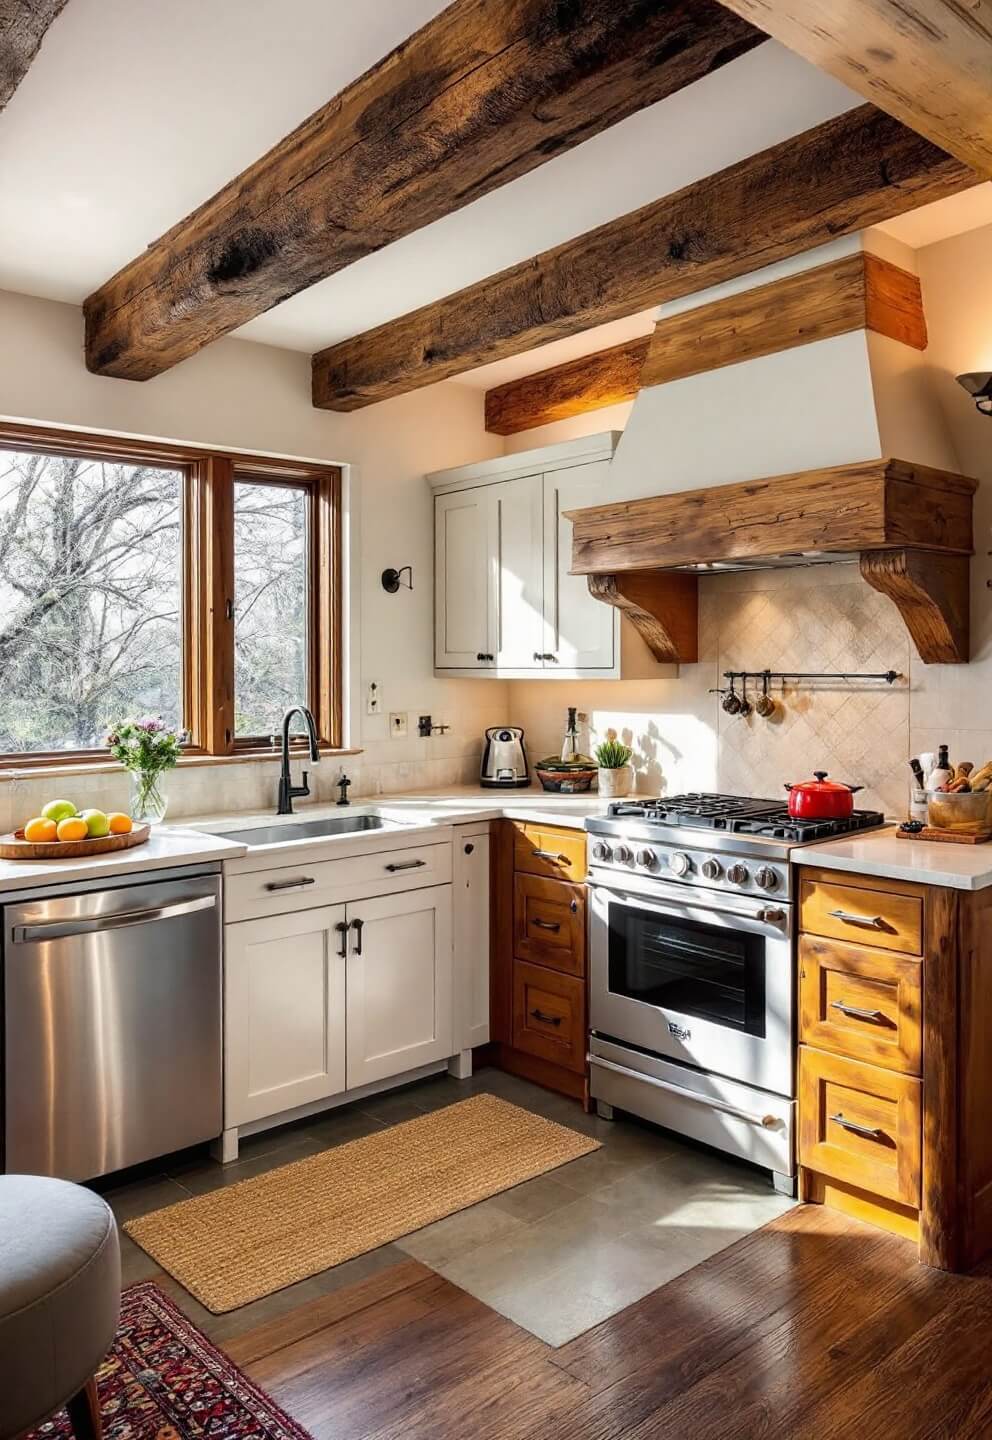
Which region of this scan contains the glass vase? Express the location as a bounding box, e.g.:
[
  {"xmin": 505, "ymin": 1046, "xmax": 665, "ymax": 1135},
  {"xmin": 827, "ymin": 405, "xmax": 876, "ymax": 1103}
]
[{"xmin": 130, "ymin": 770, "xmax": 169, "ymax": 826}]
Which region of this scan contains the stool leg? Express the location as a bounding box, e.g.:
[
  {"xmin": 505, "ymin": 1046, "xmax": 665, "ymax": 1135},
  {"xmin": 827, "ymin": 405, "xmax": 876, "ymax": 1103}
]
[{"xmin": 66, "ymin": 1377, "xmax": 102, "ymax": 1440}]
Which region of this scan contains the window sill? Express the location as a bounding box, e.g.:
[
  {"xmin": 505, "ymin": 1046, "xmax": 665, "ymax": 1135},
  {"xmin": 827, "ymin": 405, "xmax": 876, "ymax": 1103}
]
[{"xmin": 0, "ymin": 748, "xmax": 363, "ymax": 781}]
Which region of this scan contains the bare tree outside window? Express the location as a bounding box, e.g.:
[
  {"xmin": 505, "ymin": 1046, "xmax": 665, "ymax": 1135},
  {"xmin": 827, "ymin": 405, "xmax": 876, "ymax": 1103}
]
[
  {"xmin": 234, "ymin": 480, "xmax": 308, "ymax": 737},
  {"xmin": 0, "ymin": 447, "xmax": 183, "ymax": 753}
]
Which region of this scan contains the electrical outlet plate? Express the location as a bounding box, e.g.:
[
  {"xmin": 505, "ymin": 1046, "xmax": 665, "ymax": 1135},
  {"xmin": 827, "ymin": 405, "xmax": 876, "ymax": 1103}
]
[
  {"xmin": 389, "ymin": 711, "xmax": 407, "ymax": 738},
  {"xmin": 366, "ymin": 680, "xmax": 381, "ymax": 715}
]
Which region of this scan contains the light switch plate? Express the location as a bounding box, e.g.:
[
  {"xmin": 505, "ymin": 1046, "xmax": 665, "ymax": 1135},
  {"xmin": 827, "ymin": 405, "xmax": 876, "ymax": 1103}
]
[
  {"xmin": 389, "ymin": 711, "xmax": 407, "ymax": 738},
  {"xmin": 366, "ymin": 680, "xmax": 381, "ymax": 715}
]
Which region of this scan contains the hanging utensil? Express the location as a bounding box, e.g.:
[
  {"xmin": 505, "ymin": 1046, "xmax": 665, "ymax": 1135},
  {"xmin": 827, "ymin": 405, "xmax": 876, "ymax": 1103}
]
[
  {"xmin": 722, "ymin": 677, "xmax": 742, "ymax": 715},
  {"xmin": 755, "ymin": 672, "xmax": 776, "ymax": 719},
  {"xmin": 738, "ymin": 674, "xmax": 752, "ymax": 718}
]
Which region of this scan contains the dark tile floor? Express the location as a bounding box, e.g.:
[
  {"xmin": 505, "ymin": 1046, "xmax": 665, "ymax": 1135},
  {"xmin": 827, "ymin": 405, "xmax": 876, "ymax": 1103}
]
[{"xmin": 101, "ymin": 1066, "xmax": 792, "ymax": 1347}]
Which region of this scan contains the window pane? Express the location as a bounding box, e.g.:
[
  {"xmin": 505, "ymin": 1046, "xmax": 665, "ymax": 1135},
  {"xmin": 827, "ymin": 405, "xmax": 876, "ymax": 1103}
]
[
  {"xmin": 234, "ymin": 480, "xmax": 309, "ymax": 737},
  {"xmin": 0, "ymin": 448, "xmax": 183, "ymax": 753}
]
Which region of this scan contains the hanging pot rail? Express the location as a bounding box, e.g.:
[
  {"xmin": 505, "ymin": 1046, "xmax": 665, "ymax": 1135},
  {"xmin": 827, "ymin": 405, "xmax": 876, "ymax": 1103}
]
[{"xmin": 723, "ymin": 669, "xmax": 901, "ymax": 686}]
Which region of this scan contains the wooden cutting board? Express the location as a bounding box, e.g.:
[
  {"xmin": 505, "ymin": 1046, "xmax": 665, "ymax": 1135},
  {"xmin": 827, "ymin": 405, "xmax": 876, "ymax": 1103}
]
[
  {"xmin": 897, "ymin": 825, "xmax": 992, "ymax": 846},
  {"xmin": 0, "ymin": 823, "xmax": 151, "ymax": 860}
]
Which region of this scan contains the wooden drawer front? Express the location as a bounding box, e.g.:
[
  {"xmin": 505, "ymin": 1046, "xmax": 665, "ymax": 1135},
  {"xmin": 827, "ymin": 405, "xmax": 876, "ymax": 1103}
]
[
  {"xmin": 800, "ymin": 876, "xmax": 923, "ymax": 956},
  {"xmin": 513, "ymin": 823, "xmax": 586, "ymax": 883},
  {"xmin": 799, "ymin": 935, "xmax": 922, "ymax": 1074},
  {"xmin": 512, "ymin": 961, "xmax": 585, "ymax": 1074},
  {"xmin": 799, "ymin": 1047, "xmax": 921, "ymax": 1207},
  {"xmin": 514, "ymin": 873, "xmax": 585, "ymax": 976},
  {"xmin": 225, "ymin": 842, "xmax": 452, "ymax": 922}
]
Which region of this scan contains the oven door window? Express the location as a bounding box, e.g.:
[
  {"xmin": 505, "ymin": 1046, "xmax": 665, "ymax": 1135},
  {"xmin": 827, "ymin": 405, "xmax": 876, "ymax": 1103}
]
[{"xmin": 609, "ymin": 902, "xmax": 766, "ymax": 1036}]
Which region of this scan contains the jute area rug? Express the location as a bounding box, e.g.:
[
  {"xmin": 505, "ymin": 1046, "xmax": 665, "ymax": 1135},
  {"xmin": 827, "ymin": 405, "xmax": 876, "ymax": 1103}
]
[{"xmin": 125, "ymin": 1094, "xmax": 599, "ymax": 1312}]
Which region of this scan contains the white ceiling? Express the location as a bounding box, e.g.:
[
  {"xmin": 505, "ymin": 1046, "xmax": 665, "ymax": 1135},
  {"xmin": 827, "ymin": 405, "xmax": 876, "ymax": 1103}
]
[{"xmin": 1, "ymin": 1, "xmax": 990, "ymax": 383}]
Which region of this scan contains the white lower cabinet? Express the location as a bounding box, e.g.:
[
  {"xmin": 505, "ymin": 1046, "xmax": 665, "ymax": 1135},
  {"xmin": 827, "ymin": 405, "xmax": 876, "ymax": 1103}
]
[
  {"xmin": 225, "ymin": 904, "xmax": 347, "ymax": 1127},
  {"xmin": 346, "ymin": 885, "xmax": 453, "ymax": 1089}
]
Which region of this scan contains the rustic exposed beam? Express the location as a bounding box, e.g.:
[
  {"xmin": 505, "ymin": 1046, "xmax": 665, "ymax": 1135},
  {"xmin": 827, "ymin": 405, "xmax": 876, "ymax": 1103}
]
[
  {"xmin": 0, "ymin": 0, "xmax": 67, "ymax": 110},
  {"xmin": 83, "ymin": 0, "xmax": 763, "ymax": 382},
  {"xmin": 587, "ymin": 573, "xmax": 698, "ymax": 665},
  {"xmin": 641, "ymin": 251, "xmax": 926, "ymax": 388},
  {"xmin": 715, "ymin": 0, "xmax": 992, "ymax": 177},
  {"xmin": 313, "ymin": 106, "xmax": 974, "ymax": 411},
  {"xmin": 485, "ymin": 336, "xmax": 650, "ymax": 436},
  {"xmin": 860, "ymin": 549, "xmax": 970, "ymax": 664}
]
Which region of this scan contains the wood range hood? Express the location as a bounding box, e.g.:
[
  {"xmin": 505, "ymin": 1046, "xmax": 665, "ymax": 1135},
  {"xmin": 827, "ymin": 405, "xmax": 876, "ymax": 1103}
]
[{"xmin": 565, "ymin": 458, "xmax": 979, "ymax": 666}]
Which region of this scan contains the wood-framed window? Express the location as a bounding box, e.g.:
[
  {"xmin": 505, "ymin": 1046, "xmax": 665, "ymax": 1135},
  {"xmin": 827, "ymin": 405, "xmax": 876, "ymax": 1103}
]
[{"xmin": 0, "ymin": 421, "xmax": 342, "ymax": 768}]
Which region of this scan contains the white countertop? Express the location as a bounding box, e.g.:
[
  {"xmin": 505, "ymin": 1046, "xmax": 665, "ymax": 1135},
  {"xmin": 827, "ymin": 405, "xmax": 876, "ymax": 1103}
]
[
  {"xmin": 793, "ymin": 827, "xmax": 992, "ymax": 892},
  {"xmin": 0, "ymin": 826, "xmax": 247, "ymax": 896}
]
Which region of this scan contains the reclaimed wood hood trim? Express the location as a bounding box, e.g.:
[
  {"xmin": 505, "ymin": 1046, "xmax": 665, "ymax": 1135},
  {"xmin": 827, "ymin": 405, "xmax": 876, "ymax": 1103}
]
[{"xmin": 566, "ymin": 458, "xmax": 978, "ymax": 665}]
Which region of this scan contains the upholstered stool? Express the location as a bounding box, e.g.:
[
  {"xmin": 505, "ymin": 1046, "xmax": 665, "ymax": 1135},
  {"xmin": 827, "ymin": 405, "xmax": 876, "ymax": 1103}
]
[{"xmin": 0, "ymin": 1176, "xmax": 120, "ymax": 1440}]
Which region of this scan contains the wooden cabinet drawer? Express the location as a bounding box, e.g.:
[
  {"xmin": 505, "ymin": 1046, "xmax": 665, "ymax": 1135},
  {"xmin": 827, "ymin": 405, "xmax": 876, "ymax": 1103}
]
[
  {"xmin": 799, "ymin": 935, "xmax": 922, "ymax": 1074},
  {"xmin": 799, "ymin": 1046, "xmax": 921, "ymax": 1207},
  {"xmin": 513, "ymin": 823, "xmax": 586, "ymax": 883},
  {"xmin": 513, "ymin": 873, "xmax": 585, "ymax": 976},
  {"xmin": 800, "ymin": 875, "xmax": 923, "ymax": 956},
  {"xmin": 512, "ymin": 960, "xmax": 585, "ymax": 1074}
]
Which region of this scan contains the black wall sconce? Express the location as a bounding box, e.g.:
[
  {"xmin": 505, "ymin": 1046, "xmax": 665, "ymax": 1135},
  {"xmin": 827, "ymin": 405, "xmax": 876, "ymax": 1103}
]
[
  {"xmin": 956, "ymin": 372, "xmax": 992, "ymax": 417},
  {"xmin": 381, "ymin": 565, "xmax": 413, "ymax": 593}
]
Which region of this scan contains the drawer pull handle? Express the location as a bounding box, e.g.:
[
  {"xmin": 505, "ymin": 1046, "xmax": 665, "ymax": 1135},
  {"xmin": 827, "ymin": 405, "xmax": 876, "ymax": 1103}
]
[
  {"xmin": 265, "ymin": 876, "xmax": 316, "ymax": 892},
  {"xmin": 830, "ymin": 1112, "xmax": 886, "ymax": 1141},
  {"xmin": 530, "ymin": 1008, "xmax": 562, "ymax": 1026},
  {"xmin": 830, "ymin": 999, "xmax": 888, "ymax": 1024},
  {"xmin": 385, "ymin": 859, "xmax": 427, "ymax": 872},
  {"xmin": 532, "ymin": 849, "xmax": 570, "ymax": 864},
  {"xmin": 532, "ymin": 918, "xmax": 561, "ymax": 932},
  {"xmin": 335, "ymin": 920, "xmax": 349, "ymax": 958},
  {"xmin": 828, "ymin": 908, "xmax": 887, "ymax": 930}
]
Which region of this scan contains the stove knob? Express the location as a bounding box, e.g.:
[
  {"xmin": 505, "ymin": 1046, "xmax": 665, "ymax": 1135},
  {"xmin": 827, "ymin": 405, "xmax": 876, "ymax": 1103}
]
[
  {"xmin": 727, "ymin": 862, "xmax": 750, "ymax": 885},
  {"xmin": 636, "ymin": 848, "xmax": 657, "ymax": 868},
  {"xmin": 591, "ymin": 842, "xmax": 613, "ymax": 862},
  {"xmin": 669, "ymin": 851, "xmax": 693, "ymax": 878},
  {"xmin": 613, "ymin": 844, "xmax": 632, "ymax": 864},
  {"xmin": 701, "ymin": 858, "xmax": 723, "ymax": 880},
  {"xmin": 755, "ymin": 866, "xmax": 779, "ymax": 891}
]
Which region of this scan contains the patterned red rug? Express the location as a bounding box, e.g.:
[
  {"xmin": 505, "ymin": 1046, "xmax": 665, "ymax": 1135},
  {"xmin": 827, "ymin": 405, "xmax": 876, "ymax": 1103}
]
[{"xmin": 29, "ymin": 1283, "xmax": 312, "ymax": 1440}]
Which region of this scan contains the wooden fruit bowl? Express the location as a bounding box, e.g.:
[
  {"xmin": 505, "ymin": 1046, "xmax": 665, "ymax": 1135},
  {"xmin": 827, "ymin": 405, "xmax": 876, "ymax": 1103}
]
[{"xmin": 0, "ymin": 823, "xmax": 151, "ymax": 861}]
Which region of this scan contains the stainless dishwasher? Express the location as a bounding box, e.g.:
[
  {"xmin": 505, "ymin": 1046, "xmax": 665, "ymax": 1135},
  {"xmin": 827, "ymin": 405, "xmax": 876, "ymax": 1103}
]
[{"xmin": 3, "ymin": 868, "xmax": 222, "ymax": 1182}]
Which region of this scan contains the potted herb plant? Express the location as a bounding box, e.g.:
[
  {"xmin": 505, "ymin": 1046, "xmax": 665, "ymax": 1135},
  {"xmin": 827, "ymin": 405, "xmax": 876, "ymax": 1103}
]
[
  {"xmin": 594, "ymin": 734, "xmax": 634, "ymax": 799},
  {"xmin": 107, "ymin": 716, "xmax": 185, "ymax": 825}
]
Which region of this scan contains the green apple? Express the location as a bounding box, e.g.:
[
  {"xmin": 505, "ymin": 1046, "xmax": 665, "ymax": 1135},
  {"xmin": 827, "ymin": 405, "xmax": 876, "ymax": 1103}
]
[
  {"xmin": 41, "ymin": 799, "xmax": 77, "ymax": 823},
  {"xmin": 80, "ymin": 809, "xmax": 110, "ymax": 839}
]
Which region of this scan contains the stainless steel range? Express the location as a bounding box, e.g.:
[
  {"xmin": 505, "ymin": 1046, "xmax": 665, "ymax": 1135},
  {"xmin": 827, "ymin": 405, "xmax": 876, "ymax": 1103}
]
[{"xmin": 585, "ymin": 794, "xmax": 886, "ymax": 1194}]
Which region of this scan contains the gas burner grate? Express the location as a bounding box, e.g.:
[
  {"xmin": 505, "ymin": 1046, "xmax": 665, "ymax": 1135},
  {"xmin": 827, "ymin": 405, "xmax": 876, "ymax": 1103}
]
[
  {"xmin": 734, "ymin": 809, "xmax": 886, "ymax": 843},
  {"xmin": 606, "ymin": 795, "xmax": 886, "ymax": 842}
]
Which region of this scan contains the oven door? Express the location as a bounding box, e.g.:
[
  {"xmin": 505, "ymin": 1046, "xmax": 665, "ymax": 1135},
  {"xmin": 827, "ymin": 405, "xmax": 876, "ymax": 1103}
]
[{"xmin": 589, "ymin": 878, "xmax": 794, "ymax": 1097}]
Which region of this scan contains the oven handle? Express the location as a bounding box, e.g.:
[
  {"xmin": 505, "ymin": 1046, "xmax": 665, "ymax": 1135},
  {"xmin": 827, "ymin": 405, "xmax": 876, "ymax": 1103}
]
[
  {"xmin": 585, "ymin": 879, "xmax": 788, "ymax": 933},
  {"xmin": 588, "ymin": 1054, "xmax": 782, "ymax": 1130}
]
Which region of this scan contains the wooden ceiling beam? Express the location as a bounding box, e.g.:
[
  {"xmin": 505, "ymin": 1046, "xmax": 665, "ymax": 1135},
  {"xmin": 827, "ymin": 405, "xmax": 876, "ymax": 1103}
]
[
  {"xmin": 83, "ymin": 0, "xmax": 763, "ymax": 382},
  {"xmin": 0, "ymin": 0, "xmax": 68, "ymax": 110},
  {"xmin": 312, "ymin": 106, "xmax": 975, "ymax": 411},
  {"xmin": 715, "ymin": 0, "xmax": 992, "ymax": 177},
  {"xmin": 484, "ymin": 335, "xmax": 650, "ymax": 436}
]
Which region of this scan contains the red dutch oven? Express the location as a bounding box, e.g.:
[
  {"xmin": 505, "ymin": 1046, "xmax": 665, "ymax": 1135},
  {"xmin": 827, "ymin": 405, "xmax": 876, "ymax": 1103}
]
[{"xmin": 784, "ymin": 770, "xmax": 863, "ymax": 820}]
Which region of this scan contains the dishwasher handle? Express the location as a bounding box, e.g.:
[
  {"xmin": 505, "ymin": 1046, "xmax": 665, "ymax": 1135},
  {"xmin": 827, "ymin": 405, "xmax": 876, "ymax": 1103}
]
[{"xmin": 12, "ymin": 893, "xmax": 217, "ymax": 944}]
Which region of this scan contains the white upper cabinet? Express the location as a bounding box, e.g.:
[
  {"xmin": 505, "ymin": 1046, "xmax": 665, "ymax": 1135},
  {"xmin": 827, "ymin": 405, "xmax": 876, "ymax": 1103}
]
[{"xmin": 430, "ymin": 434, "xmax": 668, "ymax": 679}]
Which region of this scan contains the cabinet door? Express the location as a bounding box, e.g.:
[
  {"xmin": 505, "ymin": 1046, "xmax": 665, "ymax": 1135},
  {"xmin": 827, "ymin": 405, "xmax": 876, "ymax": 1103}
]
[
  {"xmin": 493, "ymin": 472, "xmax": 544, "ymax": 669},
  {"xmin": 543, "ymin": 460, "xmax": 616, "ymax": 670},
  {"xmin": 454, "ymin": 829, "xmax": 490, "ymax": 1050},
  {"xmin": 346, "ymin": 885, "xmax": 453, "ymax": 1088},
  {"xmin": 225, "ymin": 905, "xmax": 347, "ymax": 1127},
  {"xmin": 435, "ymin": 488, "xmax": 496, "ymax": 668}
]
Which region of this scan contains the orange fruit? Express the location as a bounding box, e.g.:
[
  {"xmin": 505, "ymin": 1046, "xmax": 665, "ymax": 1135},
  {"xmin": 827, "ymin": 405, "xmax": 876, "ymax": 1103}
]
[
  {"xmin": 56, "ymin": 816, "xmax": 89, "ymax": 842},
  {"xmin": 107, "ymin": 813, "xmax": 133, "ymax": 835},
  {"xmin": 24, "ymin": 817, "xmax": 57, "ymax": 843}
]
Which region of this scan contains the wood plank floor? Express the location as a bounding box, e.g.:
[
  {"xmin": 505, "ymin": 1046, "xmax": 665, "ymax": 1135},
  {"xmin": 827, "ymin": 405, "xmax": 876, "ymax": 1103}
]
[{"xmin": 225, "ymin": 1202, "xmax": 992, "ymax": 1440}]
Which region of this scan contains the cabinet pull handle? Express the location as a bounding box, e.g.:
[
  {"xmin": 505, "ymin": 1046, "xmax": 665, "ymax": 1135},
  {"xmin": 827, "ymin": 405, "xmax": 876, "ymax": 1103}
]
[
  {"xmin": 830, "ymin": 999, "xmax": 888, "ymax": 1023},
  {"xmin": 335, "ymin": 920, "xmax": 349, "ymax": 958},
  {"xmin": 533, "ymin": 651, "xmax": 544, "ymax": 662},
  {"xmin": 532, "ymin": 849, "xmax": 570, "ymax": 864},
  {"xmin": 828, "ymin": 908, "xmax": 887, "ymax": 930},
  {"xmin": 351, "ymin": 917, "xmax": 364, "ymax": 954},
  {"xmin": 829, "ymin": 1112, "xmax": 886, "ymax": 1141},
  {"xmin": 532, "ymin": 918, "xmax": 561, "ymax": 932},
  {"xmin": 530, "ymin": 1008, "xmax": 562, "ymax": 1027},
  {"xmin": 384, "ymin": 859, "xmax": 427, "ymax": 872},
  {"xmin": 265, "ymin": 876, "xmax": 316, "ymax": 892},
  {"xmin": 476, "ymin": 652, "xmax": 494, "ymax": 662},
  {"xmin": 464, "ymin": 843, "xmax": 474, "ymax": 855}
]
